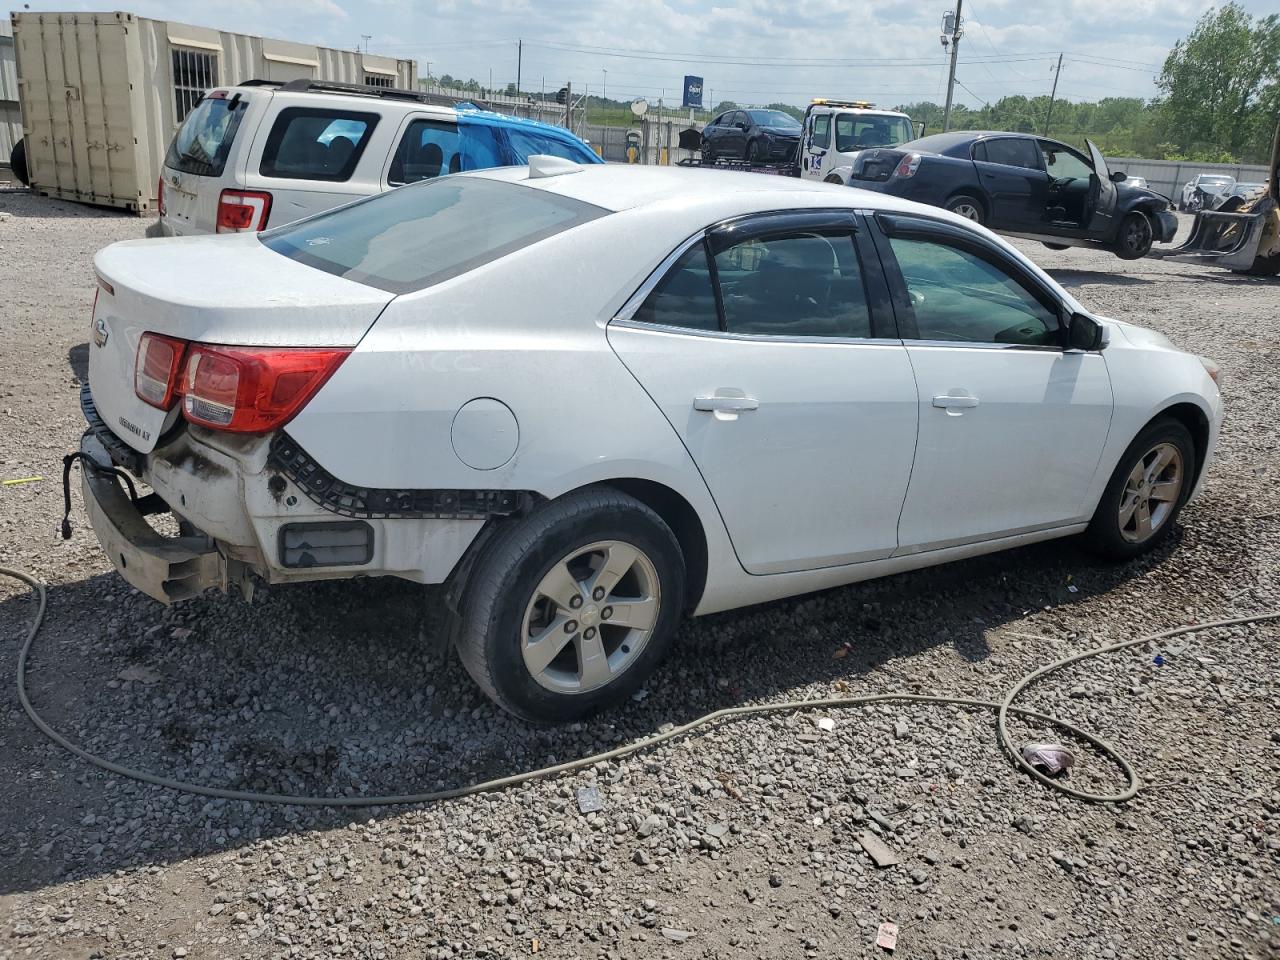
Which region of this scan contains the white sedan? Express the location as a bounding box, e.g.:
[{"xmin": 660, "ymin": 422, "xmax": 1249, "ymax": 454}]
[{"xmin": 81, "ymin": 157, "xmax": 1223, "ymax": 721}]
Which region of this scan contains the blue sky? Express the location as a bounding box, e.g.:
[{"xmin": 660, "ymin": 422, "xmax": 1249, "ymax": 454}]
[{"xmin": 9, "ymin": 0, "xmax": 1276, "ymax": 109}]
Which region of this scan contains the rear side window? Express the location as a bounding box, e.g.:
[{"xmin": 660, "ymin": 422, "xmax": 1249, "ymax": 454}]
[
  {"xmin": 164, "ymin": 96, "xmax": 246, "ymax": 177},
  {"xmin": 260, "ymin": 176, "xmax": 607, "ymax": 294},
  {"xmin": 260, "ymin": 107, "xmax": 379, "ymax": 182},
  {"xmin": 977, "ymin": 137, "xmax": 1040, "ymax": 170},
  {"xmin": 633, "ymin": 243, "xmax": 719, "ymax": 331},
  {"xmin": 389, "ymin": 119, "xmax": 462, "ymax": 184}
]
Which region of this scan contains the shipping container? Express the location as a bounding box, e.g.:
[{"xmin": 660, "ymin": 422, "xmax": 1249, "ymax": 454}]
[
  {"xmin": 1, "ymin": 21, "xmax": 19, "ymax": 166},
  {"xmin": 10, "ymin": 11, "xmax": 417, "ymax": 211}
]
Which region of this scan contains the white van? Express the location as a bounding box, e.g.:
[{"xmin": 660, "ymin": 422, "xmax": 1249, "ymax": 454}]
[
  {"xmin": 796, "ymin": 100, "xmax": 919, "ymax": 185},
  {"xmin": 151, "ymin": 79, "xmax": 602, "ymax": 237}
]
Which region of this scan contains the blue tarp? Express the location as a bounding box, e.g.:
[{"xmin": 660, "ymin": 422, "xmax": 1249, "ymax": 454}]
[{"xmin": 455, "ymin": 110, "xmax": 603, "ymax": 170}]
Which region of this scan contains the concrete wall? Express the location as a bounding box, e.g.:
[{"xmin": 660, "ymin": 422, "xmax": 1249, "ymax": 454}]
[{"xmin": 1109, "ymin": 157, "xmax": 1270, "ymax": 202}]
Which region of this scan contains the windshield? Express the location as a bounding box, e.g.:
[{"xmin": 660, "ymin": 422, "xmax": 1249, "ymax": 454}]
[
  {"xmin": 260, "ymin": 176, "xmax": 607, "ymax": 294},
  {"xmin": 835, "ymin": 114, "xmax": 915, "ymax": 151},
  {"xmin": 747, "ymin": 110, "xmax": 801, "ymax": 129},
  {"xmin": 164, "ymin": 96, "xmax": 246, "ymax": 177}
]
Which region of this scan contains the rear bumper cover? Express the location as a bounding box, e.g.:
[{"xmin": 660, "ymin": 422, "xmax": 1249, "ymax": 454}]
[{"xmin": 79, "ymin": 431, "xmax": 225, "ymax": 603}]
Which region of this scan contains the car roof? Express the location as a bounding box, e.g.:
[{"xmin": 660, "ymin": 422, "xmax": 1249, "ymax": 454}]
[{"xmin": 464, "ymin": 163, "xmax": 923, "ymax": 214}]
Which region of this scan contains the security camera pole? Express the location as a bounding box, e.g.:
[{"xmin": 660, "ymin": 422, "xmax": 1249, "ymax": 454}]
[{"xmin": 941, "ymin": 0, "xmax": 963, "ymax": 132}]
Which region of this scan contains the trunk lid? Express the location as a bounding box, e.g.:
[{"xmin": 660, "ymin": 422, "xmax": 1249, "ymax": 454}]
[
  {"xmin": 851, "ymin": 148, "xmax": 907, "ymax": 182},
  {"xmin": 89, "ymin": 233, "xmax": 395, "ymax": 453}
]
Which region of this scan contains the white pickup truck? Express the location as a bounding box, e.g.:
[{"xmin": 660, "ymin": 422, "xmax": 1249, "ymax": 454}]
[{"xmin": 795, "ymin": 99, "xmax": 920, "ymax": 185}]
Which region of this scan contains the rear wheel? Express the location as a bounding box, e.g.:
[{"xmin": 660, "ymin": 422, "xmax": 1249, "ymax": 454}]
[
  {"xmin": 1084, "ymin": 419, "xmax": 1195, "ymax": 560},
  {"xmin": 945, "ymin": 194, "xmax": 985, "ymax": 224},
  {"xmin": 9, "ymin": 137, "xmax": 28, "ymax": 186},
  {"xmin": 1114, "ymin": 210, "xmax": 1154, "ymax": 260},
  {"xmin": 454, "ymin": 487, "xmax": 686, "ymax": 722}
]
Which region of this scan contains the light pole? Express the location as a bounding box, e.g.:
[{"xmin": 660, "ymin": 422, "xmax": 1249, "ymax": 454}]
[{"xmin": 602, "ymin": 68, "xmax": 607, "ymax": 103}]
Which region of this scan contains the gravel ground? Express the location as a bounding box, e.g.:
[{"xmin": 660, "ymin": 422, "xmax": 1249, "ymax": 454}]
[{"xmin": 1, "ymin": 188, "xmax": 1279, "ymax": 960}]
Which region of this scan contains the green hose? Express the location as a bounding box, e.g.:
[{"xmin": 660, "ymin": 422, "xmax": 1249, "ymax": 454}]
[{"xmin": 4, "ymin": 565, "xmax": 1277, "ymax": 807}]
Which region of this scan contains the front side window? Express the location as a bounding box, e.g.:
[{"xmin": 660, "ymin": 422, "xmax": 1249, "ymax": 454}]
[
  {"xmin": 1039, "ymin": 143, "xmax": 1093, "ymax": 181},
  {"xmin": 261, "ymin": 176, "xmax": 606, "ymax": 294},
  {"xmin": 164, "ymin": 95, "xmax": 244, "ymax": 177},
  {"xmin": 714, "ymin": 231, "xmax": 872, "ymax": 338},
  {"xmin": 389, "ymin": 119, "xmax": 461, "ymax": 184},
  {"xmin": 811, "ymin": 114, "xmax": 831, "ymax": 149},
  {"xmin": 632, "ymin": 243, "xmax": 718, "ymax": 331},
  {"xmin": 979, "ymin": 137, "xmax": 1041, "ymax": 170},
  {"xmin": 888, "ymin": 236, "xmax": 1059, "ymax": 346},
  {"xmin": 172, "ymin": 48, "xmax": 218, "ymax": 123},
  {"xmin": 259, "ymin": 108, "xmax": 379, "ymax": 182}
]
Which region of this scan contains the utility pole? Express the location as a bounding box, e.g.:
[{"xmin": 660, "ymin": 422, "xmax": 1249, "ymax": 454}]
[
  {"xmin": 517, "ymin": 39, "xmax": 522, "ymax": 96},
  {"xmin": 361, "ymin": 34, "xmax": 371, "ymax": 54},
  {"xmin": 1043, "ymin": 53, "xmax": 1064, "ymax": 136},
  {"xmin": 602, "ymin": 68, "xmax": 607, "ymax": 102},
  {"xmin": 564, "ymin": 81, "xmax": 572, "ymax": 129},
  {"xmin": 940, "ymin": 1, "xmax": 963, "ymax": 132}
]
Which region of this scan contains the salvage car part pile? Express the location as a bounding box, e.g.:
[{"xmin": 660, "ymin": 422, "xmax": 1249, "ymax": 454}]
[{"xmin": 4, "ymin": 565, "xmax": 1278, "ymax": 807}]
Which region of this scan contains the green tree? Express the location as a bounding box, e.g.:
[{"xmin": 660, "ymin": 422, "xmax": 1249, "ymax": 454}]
[
  {"xmin": 1155, "ymin": 2, "xmax": 1280, "ymax": 163},
  {"xmin": 711, "ymin": 100, "xmax": 740, "ymax": 115}
]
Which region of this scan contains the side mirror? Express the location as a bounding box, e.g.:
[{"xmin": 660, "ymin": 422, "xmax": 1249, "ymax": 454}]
[
  {"xmin": 1110, "ymin": 170, "xmax": 1127, "ymax": 183},
  {"xmin": 1067, "ymin": 312, "xmax": 1106, "ymax": 352}
]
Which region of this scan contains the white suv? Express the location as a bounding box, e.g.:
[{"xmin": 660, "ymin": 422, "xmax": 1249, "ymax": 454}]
[{"xmin": 150, "ymin": 79, "xmax": 602, "ymax": 237}]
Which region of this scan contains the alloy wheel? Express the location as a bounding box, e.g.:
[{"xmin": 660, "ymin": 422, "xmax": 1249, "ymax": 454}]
[
  {"xmin": 520, "ymin": 540, "xmax": 661, "ymax": 694},
  {"xmin": 1124, "ymin": 215, "xmax": 1152, "ymax": 254},
  {"xmin": 1117, "ymin": 442, "xmax": 1183, "ymax": 543},
  {"xmin": 952, "ymin": 202, "xmax": 981, "ymax": 221}
]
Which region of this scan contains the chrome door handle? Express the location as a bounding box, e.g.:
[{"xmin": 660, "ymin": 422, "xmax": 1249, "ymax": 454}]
[
  {"xmin": 932, "ymin": 394, "xmax": 979, "ymax": 411},
  {"xmin": 694, "ymin": 396, "xmax": 759, "ymax": 412}
]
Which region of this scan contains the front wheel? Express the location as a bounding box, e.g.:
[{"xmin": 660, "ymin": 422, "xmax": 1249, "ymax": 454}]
[
  {"xmin": 1083, "ymin": 418, "xmax": 1195, "ymax": 560},
  {"xmin": 454, "ymin": 488, "xmax": 686, "ymax": 722},
  {"xmin": 945, "ymin": 194, "xmax": 985, "ymax": 224},
  {"xmin": 1115, "ymin": 210, "xmax": 1154, "ymax": 260},
  {"xmin": 746, "ymin": 139, "xmax": 763, "ymax": 163},
  {"xmin": 1042, "ymin": 242, "xmax": 1070, "ymax": 251}
]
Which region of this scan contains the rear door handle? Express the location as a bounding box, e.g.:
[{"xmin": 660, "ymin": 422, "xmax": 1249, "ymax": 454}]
[
  {"xmin": 694, "ymin": 393, "xmax": 758, "ymax": 421},
  {"xmin": 694, "ymin": 396, "xmax": 758, "ymax": 412},
  {"xmin": 932, "ymin": 394, "xmax": 980, "ymax": 413}
]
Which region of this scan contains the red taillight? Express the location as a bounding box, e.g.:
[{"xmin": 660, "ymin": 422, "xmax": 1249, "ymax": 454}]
[
  {"xmin": 135, "ymin": 333, "xmax": 188, "ymax": 409},
  {"xmin": 216, "ymin": 189, "xmax": 273, "ymax": 233},
  {"xmin": 157, "ymin": 177, "xmax": 165, "ymax": 217},
  {"xmin": 182, "ymin": 344, "xmax": 350, "ymax": 433},
  {"xmin": 894, "ymin": 152, "xmax": 922, "ymax": 178}
]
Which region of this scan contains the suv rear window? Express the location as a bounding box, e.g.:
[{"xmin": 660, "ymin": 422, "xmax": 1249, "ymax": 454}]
[
  {"xmin": 260, "ymin": 107, "xmax": 380, "ymax": 182},
  {"xmin": 260, "ymin": 176, "xmax": 607, "ymax": 294},
  {"xmin": 164, "ymin": 96, "xmax": 246, "ymax": 177}
]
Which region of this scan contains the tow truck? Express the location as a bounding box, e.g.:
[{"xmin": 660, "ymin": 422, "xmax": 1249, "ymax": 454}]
[{"xmin": 678, "ymin": 99, "xmax": 922, "ymax": 182}]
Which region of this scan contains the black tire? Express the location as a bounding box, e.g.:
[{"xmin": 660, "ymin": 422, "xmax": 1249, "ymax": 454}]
[
  {"xmin": 454, "ymin": 487, "xmax": 686, "ymax": 723},
  {"xmin": 823, "ymin": 174, "xmax": 845, "ymax": 185},
  {"xmin": 944, "ymin": 193, "xmax": 986, "ymax": 224},
  {"xmin": 1083, "ymin": 418, "xmax": 1196, "ymax": 561},
  {"xmin": 746, "ymin": 139, "xmax": 763, "ymax": 163},
  {"xmin": 1042, "ymin": 242, "xmax": 1070, "ymax": 251},
  {"xmin": 1114, "ymin": 210, "xmax": 1154, "ymax": 260},
  {"xmin": 9, "ymin": 137, "xmax": 29, "ymax": 187}
]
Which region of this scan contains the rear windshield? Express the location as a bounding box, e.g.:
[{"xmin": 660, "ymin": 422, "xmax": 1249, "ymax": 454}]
[
  {"xmin": 260, "ymin": 176, "xmax": 607, "ymax": 294},
  {"xmin": 164, "ymin": 96, "xmax": 246, "ymax": 177}
]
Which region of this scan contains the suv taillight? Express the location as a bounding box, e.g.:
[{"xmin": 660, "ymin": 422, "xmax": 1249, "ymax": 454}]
[
  {"xmin": 182, "ymin": 344, "xmax": 350, "ymax": 433},
  {"xmin": 216, "ymin": 189, "xmax": 273, "ymax": 233},
  {"xmin": 135, "ymin": 333, "xmax": 188, "ymax": 409},
  {"xmin": 894, "ymin": 152, "xmax": 922, "ymax": 178}
]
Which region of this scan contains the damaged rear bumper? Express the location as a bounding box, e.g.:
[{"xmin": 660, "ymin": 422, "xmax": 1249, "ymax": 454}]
[{"xmin": 79, "ymin": 431, "xmax": 226, "ymax": 603}]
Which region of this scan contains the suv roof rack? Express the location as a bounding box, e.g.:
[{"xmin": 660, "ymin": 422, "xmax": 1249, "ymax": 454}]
[{"xmin": 271, "ymin": 77, "xmax": 491, "ymax": 111}]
